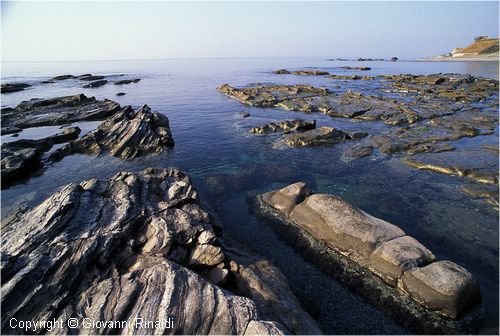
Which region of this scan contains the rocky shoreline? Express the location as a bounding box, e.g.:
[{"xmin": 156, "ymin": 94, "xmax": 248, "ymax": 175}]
[{"xmin": 1, "ymin": 66, "xmax": 498, "ymax": 335}]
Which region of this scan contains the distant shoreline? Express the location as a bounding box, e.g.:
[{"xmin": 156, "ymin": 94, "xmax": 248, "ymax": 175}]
[{"xmin": 417, "ymin": 56, "xmax": 499, "ymax": 62}]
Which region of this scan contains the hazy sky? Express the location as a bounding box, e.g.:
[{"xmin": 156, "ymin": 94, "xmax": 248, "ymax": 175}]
[{"xmin": 1, "ymin": 1, "xmax": 499, "ymax": 61}]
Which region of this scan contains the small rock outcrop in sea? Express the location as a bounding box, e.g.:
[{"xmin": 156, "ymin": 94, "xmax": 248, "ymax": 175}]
[
  {"xmin": 1, "ymin": 94, "xmax": 121, "ymax": 129},
  {"xmin": 256, "ymin": 182, "xmax": 482, "ymax": 328},
  {"xmin": 83, "ymin": 79, "xmax": 108, "ymax": 88},
  {"xmin": 283, "ymin": 126, "xmax": 367, "ymax": 147},
  {"xmin": 79, "ymin": 74, "xmax": 106, "ymax": 81},
  {"xmin": 52, "ymin": 74, "xmax": 76, "ymax": 80},
  {"xmin": 50, "ymin": 105, "xmax": 174, "ymax": 161},
  {"xmin": 1, "ymin": 83, "xmax": 31, "ymax": 94},
  {"xmin": 250, "ymin": 119, "xmax": 316, "ymax": 134},
  {"xmin": 1, "ymin": 168, "xmax": 320, "ymax": 335},
  {"xmin": 273, "ymin": 69, "xmax": 330, "ymax": 76},
  {"xmin": 115, "ymin": 78, "xmax": 141, "ymax": 85},
  {"xmin": 340, "ymin": 66, "xmax": 371, "ymax": 71}
]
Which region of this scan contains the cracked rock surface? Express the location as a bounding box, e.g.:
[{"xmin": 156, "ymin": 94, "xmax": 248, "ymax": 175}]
[{"xmin": 1, "ymin": 168, "xmax": 320, "ymax": 335}]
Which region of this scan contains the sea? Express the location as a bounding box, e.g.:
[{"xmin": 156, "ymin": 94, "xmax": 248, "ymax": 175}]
[{"xmin": 1, "ymin": 57, "xmax": 498, "ymax": 334}]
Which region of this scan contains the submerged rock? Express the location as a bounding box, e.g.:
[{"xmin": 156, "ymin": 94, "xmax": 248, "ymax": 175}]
[
  {"xmin": 236, "ymin": 111, "xmax": 251, "ymax": 118},
  {"xmin": 50, "ymin": 105, "xmax": 174, "ymax": 160},
  {"xmin": 1, "ymin": 168, "xmax": 319, "ymax": 335},
  {"xmin": 2, "ymin": 94, "xmax": 121, "ymax": 129},
  {"xmin": 250, "ymin": 119, "xmax": 316, "ymax": 134},
  {"xmin": 283, "ymin": 126, "xmax": 367, "ymax": 147},
  {"xmin": 257, "ymin": 182, "xmax": 482, "ymax": 322},
  {"xmin": 83, "ymin": 79, "xmax": 108, "ymax": 88},
  {"xmin": 1, "ymin": 83, "xmax": 31, "ymax": 94}
]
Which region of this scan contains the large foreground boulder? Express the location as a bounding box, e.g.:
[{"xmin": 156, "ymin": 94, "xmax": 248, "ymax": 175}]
[
  {"xmin": 258, "ymin": 182, "xmax": 482, "ymax": 321},
  {"xmin": 1, "ymin": 168, "xmax": 320, "ymax": 335}
]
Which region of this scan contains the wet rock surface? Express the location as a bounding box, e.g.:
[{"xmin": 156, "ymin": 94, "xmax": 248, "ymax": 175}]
[
  {"xmin": 83, "ymin": 79, "xmax": 108, "ymax": 88},
  {"xmin": 1, "ymin": 168, "xmax": 319, "ymax": 335},
  {"xmin": 115, "ymin": 78, "xmax": 141, "ymax": 85},
  {"xmin": 257, "ymin": 182, "xmax": 483, "ymax": 328},
  {"xmin": 1, "ymin": 139, "xmax": 52, "ymax": 184},
  {"xmin": 250, "ymin": 119, "xmax": 316, "ymax": 134},
  {"xmin": 1, "ymin": 94, "xmax": 121, "ymax": 129},
  {"xmin": 50, "ymin": 105, "xmax": 175, "ymax": 161}
]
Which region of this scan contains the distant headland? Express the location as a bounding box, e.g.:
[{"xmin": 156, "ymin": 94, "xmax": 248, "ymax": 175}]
[{"xmin": 420, "ymin": 36, "xmax": 499, "ymax": 62}]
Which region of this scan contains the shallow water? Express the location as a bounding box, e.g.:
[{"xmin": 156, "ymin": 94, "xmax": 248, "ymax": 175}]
[{"xmin": 1, "ymin": 58, "xmax": 498, "ymax": 333}]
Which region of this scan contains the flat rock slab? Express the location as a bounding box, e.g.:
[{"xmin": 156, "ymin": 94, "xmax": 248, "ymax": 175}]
[
  {"xmin": 283, "ymin": 126, "xmax": 367, "ymax": 147},
  {"xmin": 1, "ymin": 168, "xmax": 319, "ymax": 334},
  {"xmin": 1, "ymin": 139, "xmax": 52, "ymax": 184},
  {"xmin": 250, "ymin": 119, "xmax": 316, "ymax": 134},
  {"xmin": 1, "ymin": 83, "xmax": 31, "ymax": 94},
  {"xmin": 50, "ymin": 105, "xmax": 175, "ymax": 160},
  {"xmin": 1, "ymin": 94, "xmax": 121, "ymax": 129},
  {"xmin": 401, "ymin": 261, "xmax": 481, "ymax": 319}
]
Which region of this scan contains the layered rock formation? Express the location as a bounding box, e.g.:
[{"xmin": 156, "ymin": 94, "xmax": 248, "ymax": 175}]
[
  {"xmin": 1, "ymin": 94, "xmax": 121, "ymax": 129},
  {"xmin": 256, "ymin": 182, "xmax": 482, "ymax": 325},
  {"xmin": 1, "ymin": 168, "xmax": 320, "ymax": 335},
  {"xmin": 250, "ymin": 119, "xmax": 316, "ymax": 134},
  {"xmin": 50, "ymin": 105, "xmax": 174, "ymax": 161}
]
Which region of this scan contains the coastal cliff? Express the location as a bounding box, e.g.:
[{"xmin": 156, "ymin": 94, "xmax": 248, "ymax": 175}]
[{"xmin": 422, "ymin": 36, "xmax": 499, "ymax": 61}]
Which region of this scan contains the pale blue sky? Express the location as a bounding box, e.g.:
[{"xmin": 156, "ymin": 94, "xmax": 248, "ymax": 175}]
[{"xmin": 1, "ymin": 1, "xmax": 498, "ymax": 61}]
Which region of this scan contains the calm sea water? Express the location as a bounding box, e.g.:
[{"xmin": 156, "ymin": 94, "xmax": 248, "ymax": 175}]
[{"xmin": 1, "ymin": 58, "xmax": 498, "ymax": 334}]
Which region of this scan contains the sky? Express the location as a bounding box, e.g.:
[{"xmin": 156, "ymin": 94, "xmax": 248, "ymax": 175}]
[{"xmin": 1, "ymin": 1, "xmax": 499, "ymax": 62}]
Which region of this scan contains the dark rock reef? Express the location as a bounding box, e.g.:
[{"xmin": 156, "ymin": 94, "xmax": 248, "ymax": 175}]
[
  {"xmin": 115, "ymin": 78, "xmax": 141, "ymax": 85},
  {"xmin": 83, "ymin": 79, "xmax": 108, "ymax": 88},
  {"xmin": 1, "ymin": 168, "xmax": 320, "ymax": 335},
  {"xmin": 1, "ymin": 83, "xmax": 31, "ymax": 94},
  {"xmin": 1, "ymin": 94, "xmax": 121, "ymax": 129},
  {"xmin": 283, "ymin": 126, "xmax": 367, "ymax": 147}
]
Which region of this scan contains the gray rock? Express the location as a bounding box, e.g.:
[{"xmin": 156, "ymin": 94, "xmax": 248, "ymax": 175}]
[
  {"xmin": 251, "ymin": 119, "xmax": 316, "ymax": 134},
  {"xmin": 1, "ymin": 168, "xmax": 317, "ymax": 335},
  {"xmin": 83, "ymin": 79, "xmax": 108, "ymax": 88},
  {"xmin": 369, "ymin": 236, "xmax": 436, "ymax": 286},
  {"xmin": 115, "ymin": 79, "xmax": 141, "ymax": 85},
  {"xmin": 283, "ymin": 126, "xmax": 367, "ymax": 147},
  {"xmin": 289, "ymin": 194, "xmax": 405, "ymax": 262},
  {"xmin": 262, "ymin": 182, "xmax": 310, "ymax": 215},
  {"xmin": 79, "ymin": 75, "xmax": 105, "ymax": 81},
  {"xmin": 1, "ymin": 83, "xmax": 31, "ymax": 94},
  {"xmin": 1, "ymin": 126, "xmax": 22, "ymax": 135},
  {"xmin": 116, "ymin": 92, "xmax": 126, "ymax": 96},
  {"xmin": 52, "ymin": 74, "xmax": 76, "ymax": 80},
  {"xmin": 400, "ymin": 261, "xmax": 481, "ymax": 319},
  {"xmin": 49, "ymin": 105, "xmax": 174, "ymax": 160},
  {"xmin": 1, "ymin": 94, "xmax": 121, "ymax": 129},
  {"xmin": 1, "ymin": 139, "xmax": 52, "ymax": 184}
]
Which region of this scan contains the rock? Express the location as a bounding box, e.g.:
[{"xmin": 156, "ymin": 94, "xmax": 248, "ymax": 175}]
[
  {"xmin": 250, "ymin": 119, "xmax": 316, "ymax": 134},
  {"xmin": 115, "ymin": 79, "xmax": 141, "ymax": 85},
  {"xmin": 257, "ymin": 183, "xmax": 483, "ymax": 324},
  {"xmin": 358, "ymin": 58, "xmax": 374, "ymax": 61},
  {"xmin": 283, "ymin": 126, "xmax": 367, "ymax": 147},
  {"xmin": 116, "ymin": 92, "xmax": 126, "ymax": 96},
  {"xmin": 291, "ymin": 70, "xmax": 329, "ymax": 76},
  {"xmin": 340, "ymin": 66, "xmax": 371, "ymax": 71},
  {"xmin": 369, "ymin": 236, "xmax": 436, "ymax": 286},
  {"xmin": 329, "ymin": 74, "xmax": 375, "ymax": 80},
  {"xmin": 262, "ymin": 182, "xmax": 310, "ymax": 215},
  {"xmin": 391, "ymin": 57, "xmax": 398, "ymax": 62},
  {"xmin": 1, "ymin": 139, "xmax": 52, "ymax": 184},
  {"xmin": 83, "ymin": 79, "xmax": 108, "ymax": 88},
  {"xmin": 289, "ymin": 194, "xmax": 405, "ymax": 262},
  {"xmin": 50, "ymin": 105, "xmax": 174, "ymax": 160},
  {"xmin": 1, "ymin": 168, "xmax": 317, "ymax": 335},
  {"xmin": 237, "ymin": 111, "xmax": 250, "ymax": 118},
  {"xmin": 1, "ymin": 126, "xmax": 22, "ymax": 135},
  {"xmin": 400, "ymin": 261, "xmax": 481, "ymax": 319},
  {"xmin": 217, "ymin": 84, "xmax": 329, "ymax": 108},
  {"xmin": 225, "ymin": 244, "xmax": 322, "ymax": 335},
  {"xmin": 44, "ymin": 126, "xmax": 81, "ymax": 144},
  {"xmin": 244, "ymin": 321, "xmax": 286, "ymax": 335},
  {"xmin": 1, "ymin": 83, "xmax": 31, "ymax": 94},
  {"xmin": 52, "ymin": 74, "xmax": 75, "ymax": 80},
  {"xmin": 273, "ymin": 69, "xmax": 290, "ymax": 74},
  {"xmin": 2, "ymin": 94, "xmax": 121, "ymax": 129},
  {"xmin": 402, "ymin": 148, "xmax": 498, "ymax": 185},
  {"xmin": 79, "ymin": 75, "xmax": 105, "ymax": 81},
  {"xmin": 342, "ymin": 143, "xmax": 373, "ymax": 160}
]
